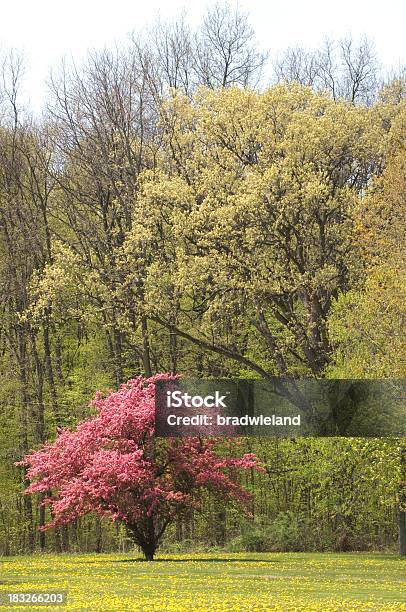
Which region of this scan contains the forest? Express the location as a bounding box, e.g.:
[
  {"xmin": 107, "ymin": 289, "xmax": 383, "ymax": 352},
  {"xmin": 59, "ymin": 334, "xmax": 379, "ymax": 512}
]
[{"xmin": 0, "ymin": 4, "xmax": 405, "ymax": 558}]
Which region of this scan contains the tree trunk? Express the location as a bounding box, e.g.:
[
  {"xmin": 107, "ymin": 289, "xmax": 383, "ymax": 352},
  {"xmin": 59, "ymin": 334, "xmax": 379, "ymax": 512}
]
[
  {"xmin": 95, "ymin": 517, "xmax": 103, "ymax": 553},
  {"xmin": 61, "ymin": 524, "xmax": 70, "ymax": 552},
  {"xmin": 142, "ymin": 542, "xmax": 157, "ymax": 561},
  {"xmin": 400, "ymin": 510, "xmax": 406, "ymax": 556},
  {"xmin": 214, "ymin": 509, "xmax": 226, "ymax": 547},
  {"xmin": 39, "ymin": 494, "xmax": 46, "ymax": 551},
  {"xmin": 43, "ymin": 314, "xmax": 60, "ymax": 423},
  {"xmin": 141, "ymin": 316, "xmax": 152, "ymax": 377},
  {"xmin": 17, "ymin": 332, "xmax": 35, "ymax": 553},
  {"xmin": 400, "ymin": 447, "xmax": 406, "ymax": 556},
  {"xmin": 126, "ymin": 515, "xmax": 170, "ymax": 561}
]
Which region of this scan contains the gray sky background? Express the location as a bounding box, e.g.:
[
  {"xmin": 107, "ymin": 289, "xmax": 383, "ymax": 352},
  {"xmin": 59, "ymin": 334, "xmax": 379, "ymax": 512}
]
[{"xmin": 1, "ymin": 0, "xmax": 405, "ymax": 112}]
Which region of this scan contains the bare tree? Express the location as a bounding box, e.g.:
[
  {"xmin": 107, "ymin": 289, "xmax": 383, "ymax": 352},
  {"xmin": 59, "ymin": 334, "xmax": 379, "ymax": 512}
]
[
  {"xmin": 145, "ymin": 13, "xmax": 195, "ymax": 96},
  {"xmin": 1, "ymin": 50, "xmax": 25, "ymax": 128},
  {"xmin": 0, "ymin": 54, "xmax": 49, "ymax": 552},
  {"xmin": 194, "ymin": 3, "xmax": 267, "ymax": 89},
  {"xmin": 47, "ymin": 48, "xmax": 158, "ymax": 382},
  {"xmin": 338, "ymin": 35, "xmax": 378, "ymax": 103},
  {"xmin": 138, "ymin": 4, "xmax": 267, "ymax": 96},
  {"xmin": 316, "ymin": 38, "xmax": 340, "ymax": 100},
  {"xmin": 274, "ymin": 34, "xmax": 379, "ymax": 104},
  {"xmin": 274, "ymin": 47, "xmax": 319, "ymax": 87}
]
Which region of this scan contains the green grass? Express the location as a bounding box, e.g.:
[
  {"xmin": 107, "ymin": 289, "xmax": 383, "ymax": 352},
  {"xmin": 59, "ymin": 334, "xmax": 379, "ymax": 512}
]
[{"xmin": 0, "ymin": 552, "xmax": 405, "ymax": 611}]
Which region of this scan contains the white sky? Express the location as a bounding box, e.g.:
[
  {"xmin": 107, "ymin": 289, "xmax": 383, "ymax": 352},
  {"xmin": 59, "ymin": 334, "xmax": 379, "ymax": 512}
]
[{"xmin": 1, "ymin": 0, "xmax": 406, "ymax": 113}]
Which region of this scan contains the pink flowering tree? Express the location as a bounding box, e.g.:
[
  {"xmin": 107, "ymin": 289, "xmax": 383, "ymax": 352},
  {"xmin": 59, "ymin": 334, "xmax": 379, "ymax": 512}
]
[{"xmin": 20, "ymin": 374, "xmax": 261, "ymax": 560}]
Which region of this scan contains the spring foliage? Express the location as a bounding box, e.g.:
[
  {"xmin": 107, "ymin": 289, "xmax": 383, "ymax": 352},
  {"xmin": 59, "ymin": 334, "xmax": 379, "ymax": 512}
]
[{"xmin": 20, "ymin": 374, "xmax": 260, "ymax": 559}]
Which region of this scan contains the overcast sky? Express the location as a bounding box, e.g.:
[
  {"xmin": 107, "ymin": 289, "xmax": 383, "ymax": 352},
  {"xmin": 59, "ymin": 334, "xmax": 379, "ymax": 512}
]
[{"xmin": 2, "ymin": 0, "xmax": 406, "ymax": 112}]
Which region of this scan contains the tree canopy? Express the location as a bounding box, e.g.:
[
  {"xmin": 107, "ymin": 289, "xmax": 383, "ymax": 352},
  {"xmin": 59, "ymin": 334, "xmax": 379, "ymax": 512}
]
[{"xmin": 20, "ymin": 374, "xmax": 260, "ymax": 560}]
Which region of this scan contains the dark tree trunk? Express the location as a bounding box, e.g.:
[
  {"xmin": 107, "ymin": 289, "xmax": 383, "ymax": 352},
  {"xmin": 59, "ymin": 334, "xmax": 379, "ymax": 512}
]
[
  {"xmin": 127, "ymin": 514, "xmax": 170, "ymax": 561},
  {"xmin": 400, "ymin": 447, "xmax": 406, "ymax": 556},
  {"xmin": 141, "ymin": 316, "xmax": 152, "ymax": 377},
  {"xmin": 61, "ymin": 524, "xmax": 70, "ymax": 552},
  {"xmin": 43, "ymin": 314, "xmax": 60, "ymax": 423},
  {"xmin": 142, "ymin": 542, "xmax": 157, "ymax": 561},
  {"xmin": 39, "ymin": 494, "xmax": 46, "ymax": 551},
  {"xmin": 17, "ymin": 332, "xmax": 35, "ymax": 553},
  {"xmin": 400, "ymin": 510, "xmax": 406, "ymax": 556},
  {"xmin": 214, "ymin": 510, "xmax": 226, "ymax": 547},
  {"xmin": 95, "ymin": 517, "xmax": 103, "ymax": 553},
  {"xmin": 176, "ymin": 518, "xmax": 183, "ymax": 542}
]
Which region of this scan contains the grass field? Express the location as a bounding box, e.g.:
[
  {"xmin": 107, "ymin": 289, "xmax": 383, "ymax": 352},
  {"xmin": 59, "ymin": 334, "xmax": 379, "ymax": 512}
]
[{"xmin": 0, "ymin": 552, "xmax": 405, "ymax": 611}]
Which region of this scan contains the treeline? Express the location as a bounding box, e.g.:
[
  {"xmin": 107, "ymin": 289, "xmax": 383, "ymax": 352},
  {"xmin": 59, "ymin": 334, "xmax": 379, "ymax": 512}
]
[{"xmin": 0, "ymin": 4, "xmax": 405, "ymax": 556}]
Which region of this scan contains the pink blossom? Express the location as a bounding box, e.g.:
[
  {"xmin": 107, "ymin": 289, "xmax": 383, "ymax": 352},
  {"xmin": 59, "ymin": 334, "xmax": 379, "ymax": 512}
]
[{"xmin": 20, "ymin": 374, "xmax": 262, "ymax": 559}]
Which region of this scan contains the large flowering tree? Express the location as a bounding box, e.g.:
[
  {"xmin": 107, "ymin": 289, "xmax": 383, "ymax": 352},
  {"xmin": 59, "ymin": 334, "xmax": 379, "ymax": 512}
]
[{"xmin": 20, "ymin": 374, "xmax": 260, "ymax": 560}]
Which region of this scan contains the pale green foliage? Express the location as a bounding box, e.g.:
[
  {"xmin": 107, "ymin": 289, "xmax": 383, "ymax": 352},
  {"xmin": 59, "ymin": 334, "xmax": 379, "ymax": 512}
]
[
  {"xmin": 133, "ymin": 84, "xmax": 385, "ymax": 376},
  {"xmin": 327, "ymin": 104, "xmax": 406, "ymax": 379}
]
